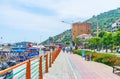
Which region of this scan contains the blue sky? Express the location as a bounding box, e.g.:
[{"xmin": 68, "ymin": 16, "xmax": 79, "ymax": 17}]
[{"xmin": 0, "ymin": 0, "xmax": 120, "ymax": 44}]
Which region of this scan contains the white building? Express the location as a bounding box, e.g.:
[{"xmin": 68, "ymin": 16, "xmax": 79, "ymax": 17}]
[
  {"xmin": 112, "ymin": 19, "xmax": 120, "ymax": 32},
  {"xmin": 76, "ymin": 34, "xmax": 92, "ymax": 49},
  {"xmin": 77, "ymin": 34, "xmax": 92, "ymax": 40}
]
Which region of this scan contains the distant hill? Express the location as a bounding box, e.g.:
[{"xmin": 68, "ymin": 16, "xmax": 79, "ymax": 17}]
[
  {"xmin": 86, "ymin": 8, "xmax": 120, "ymax": 32},
  {"xmin": 41, "ymin": 29, "xmax": 72, "ymax": 45},
  {"xmin": 41, "ymin": 8, "xmax": 120, "ymax": 45}
]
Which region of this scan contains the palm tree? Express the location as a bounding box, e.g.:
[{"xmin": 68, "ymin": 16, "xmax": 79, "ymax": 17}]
[{"xmin": 74, "ymin": 38, "xmax": 79, "ymax": 50}]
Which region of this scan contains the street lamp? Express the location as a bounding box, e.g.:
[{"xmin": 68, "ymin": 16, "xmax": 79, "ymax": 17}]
[{"xmin": 61, "ymin": 21, "xmax": 73, "ymax": 47}]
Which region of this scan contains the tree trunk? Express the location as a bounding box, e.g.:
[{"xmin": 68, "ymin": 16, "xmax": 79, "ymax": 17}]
[
  {"xmin": 106, "ymin": 46, "xmax": 108, "ymax": 53},
  {"xmin": 111, "ymin": 48, "xmax": 113, "ymax": 53},
  {"xmin": 111, "ymin": 45, "xmax": 113, "ymax": 53}
]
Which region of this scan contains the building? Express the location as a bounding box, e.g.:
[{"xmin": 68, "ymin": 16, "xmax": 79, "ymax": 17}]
[
  {"xmin": 77, "ymin": 34, "xmax": 92, "ymax": 40},
  {"xmin": 76, "ymin": 34, "xmax": 92, "ymax": 49},
  {"xmin": 13, "ymin": 41, "xmax": 33, "ymax": 47},
  {"xmin": 112, "ymin": 19, "xmax": 120, "ymax": 32},
  {"xmin": 72, "ymin": 22, "xmax": 92, "ymax": 40}
]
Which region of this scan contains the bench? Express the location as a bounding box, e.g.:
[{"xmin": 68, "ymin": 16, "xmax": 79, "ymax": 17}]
[
  {"xmin": 85, "ymin": 55, "xmax": 92, "ymax": 61},
  {"xmin": 113, "ymin": 66, "xmax": 120, "ymax": 73},
  {"xmin": 85, "ymin": 55, "xmax": 90, "ymax": 61}
]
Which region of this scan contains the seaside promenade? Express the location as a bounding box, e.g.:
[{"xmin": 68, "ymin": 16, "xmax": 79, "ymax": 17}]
[{"xmin": 43, "ymin": 51, "xmax": 120, "ymax": 79}]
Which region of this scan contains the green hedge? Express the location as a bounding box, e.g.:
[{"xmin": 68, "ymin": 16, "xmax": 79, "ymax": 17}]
[{"xmin": 73, "ymin": 49, "xmax": 120, "ymax": 66}]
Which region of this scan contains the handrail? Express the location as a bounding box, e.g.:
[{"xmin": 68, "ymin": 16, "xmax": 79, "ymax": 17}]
[
  {"xmin": 0, "ymin": 48, "xmax": 61, "ymax": 79},
  {"xmin": 0, "ymin": 60, "xmax": 28, "ymax": 75}
]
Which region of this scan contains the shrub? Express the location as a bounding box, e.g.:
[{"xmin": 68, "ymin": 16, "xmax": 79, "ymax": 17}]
[
  {"xmin": 114, "ymin": 57, "xmax": 120, "ymax": 66},
  {"xmin": 73, "ymin": 49, "xmax": 82, "ymax": 55},
  {"xmin": 75, "ymin": 50, "xmax": 120, "ymax": 66}
]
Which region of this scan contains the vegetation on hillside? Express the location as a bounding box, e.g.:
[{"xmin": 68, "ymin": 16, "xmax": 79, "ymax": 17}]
[
  {"xmin": 41, "ymin": 29, "xmax": 72, "ymax": 45},
  {"xmin": 86, "ymin": 8, "xmax": 120, "ymax": 32},
  {"xmin": 41, "ymin": 8, "xmax": 120, "ymax": 45}
]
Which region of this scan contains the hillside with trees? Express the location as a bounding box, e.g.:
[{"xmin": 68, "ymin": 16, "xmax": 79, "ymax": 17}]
[
  {"xmin": 41, "ymin": 8, "xmax": 120, "ymax": 45},
  {"xmin": 41, "ymin": 29, "xmax": 72, "ymax": 45},
  {"xmin": 86, "ymin": 8, "xmax": 120, "ymax": 32}
]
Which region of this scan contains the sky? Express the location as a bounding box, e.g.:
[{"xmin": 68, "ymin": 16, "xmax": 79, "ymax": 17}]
[{"xmin": 0, "ymin": 0, "xmax": 120, "ymax": 44}]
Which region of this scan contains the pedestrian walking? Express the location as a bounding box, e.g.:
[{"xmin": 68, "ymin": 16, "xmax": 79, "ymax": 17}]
[
  {"xmin": 65, "ymin": 47, "xmax": 69, "ymax": 53},
  {"xmin": 70, "ymin": 47, "xmax": 73, "ymax": 54},
  {"xmin": 62, "ymin": 47, "xmax": 65, "ymax": 53}
]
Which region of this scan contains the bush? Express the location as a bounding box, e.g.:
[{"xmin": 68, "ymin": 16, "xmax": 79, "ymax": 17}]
[
  {"xmin": 74, "ymin": 49, "xmax": 120, "ymax": 66},
  {"xmin": 73, "ymin": 50, "xmax": 82, "ymax": 55},
  {"xmin": 91, "ymin": 53, "xmax": 117, "ymax": 66},
  {"xmin": 114, "ymin": 57, "xmax": 120, "ymax": 66}
]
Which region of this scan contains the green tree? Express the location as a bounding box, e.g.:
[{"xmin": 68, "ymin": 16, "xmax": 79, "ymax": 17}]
[
  {"xmin": 117, "ymin": 26, "xmax": 120, "ymax": 31},
  {"xmin": 98, "ymin": 30, "xmax": 107, "ymax": 38},
  {"xmin": 87, "ymin": 37, "xmax": 101, "ymax": 50},
  {"xmin": 103, "ymin": 33, "xmax": 109, "ymax": 52},
  {"xmin": 114, "ymin": 31, "xmax": 120, "ymax": 48},
  {"xmin": 66, "ymin": 41, "xmax": 70, "ymax": 45},
  {"xmin": 98, "ymin": 30, "xmax": 106, "ymax": 49},
  {"xmin": 87, "ymin": 38, "xmax": 94, "ymax": 50},
  {"xmin": 107, "ymin": 32, "xmax": 114, "ymax": 52},
  {"xmin": 95, "ymin": 37, "xmax": 102, "ymax": 51},
  {"xmin": 103, "ymin": 32, "xmax": 114, "ymax": 52}
]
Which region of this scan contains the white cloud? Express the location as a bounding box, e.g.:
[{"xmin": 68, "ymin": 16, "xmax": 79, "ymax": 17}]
[
  {"xmin": 0, "ymin": 6, "xmax": 65, "ymax": 31},
  {"xmin": 17, "ymin": 0, "xmax": 120, "ymax": 18},
  {"xmin": 0, "ymin": 0, "xmax": 120, "ymax": 43},
  {"xmin": 0, "ymin": 5, "xmax": 69, "ymax": 43}
]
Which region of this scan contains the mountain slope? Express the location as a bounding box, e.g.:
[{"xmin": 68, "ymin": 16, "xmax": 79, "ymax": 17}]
[
  {"xmin": 41, "ymin": 8, "xmax": 120, "ymax": 45},
  {"xmin": 41, "ymin": 29, "xmax": 72, "ymax": 45},
  {"xmin": 86, "ymin": 8, "xmax": 120, "ymax": 32}
]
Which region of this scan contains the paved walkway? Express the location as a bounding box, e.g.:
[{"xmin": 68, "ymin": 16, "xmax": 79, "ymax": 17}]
[{"xmin": 43, "ymin": 52, "xmax": 120, "ymax": 79}]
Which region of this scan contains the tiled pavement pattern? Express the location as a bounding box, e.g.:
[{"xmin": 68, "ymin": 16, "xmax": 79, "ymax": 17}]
[
  {"xmin": 44, "ymin": 52, "xmax": 120, "ymax": 79},
  {"xmin": 68, "ymin": 53, "xmax": 120, "ymax": 79},
  {"xmin": 43, "ymin": 52, "xmax": 70, "ymax": 79}
]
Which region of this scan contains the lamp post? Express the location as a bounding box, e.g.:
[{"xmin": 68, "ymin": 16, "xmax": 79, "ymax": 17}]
[{"xmin": 61, "ymin": 21, "xmax": 73, "ymax": 42}]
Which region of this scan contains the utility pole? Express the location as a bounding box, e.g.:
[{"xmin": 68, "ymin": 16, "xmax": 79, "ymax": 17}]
[{"xmin": 96, "ymin": 21, "xmax": 99, "ymax": 37}]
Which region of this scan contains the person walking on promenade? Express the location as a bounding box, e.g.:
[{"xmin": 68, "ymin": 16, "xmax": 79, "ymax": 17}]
[
  {"xmin": 62, "ymin": 47, "xmax": 65, "ymax": 53},
  {"xmin": 70, "ymin": 47, "xmax": 73, "ymax": 54},
  {"xmin": 66, "ymin": 47, "xmax": 69, "ymax": 53}
]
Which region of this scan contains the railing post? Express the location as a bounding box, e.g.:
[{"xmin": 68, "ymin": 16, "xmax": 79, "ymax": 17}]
[
  {"xmin": 53, "ymin": 51, "xmax": 55, "ymax": 63},
  {"xmin": 39, "ymin": 56, "xmax": 43, "ymax": 79},
  {"xmin": 52, "ymin": 52, "xmax": 54, "ymax": 64},
  {"xmin": 45, "ymin": 54, "xmax": 48, "ymax": 73},
  {"xmin": 26, "ymin": 60, "xmax": 31, "ymax": 79},
  {"xmin": 50, "ymin": 53, "xmax": 52, "ymax": 67}
]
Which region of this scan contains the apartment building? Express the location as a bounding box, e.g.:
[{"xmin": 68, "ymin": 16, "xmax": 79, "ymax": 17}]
[{"xmin": 112, "ymin": 19, "xmax": 120, "ymax": 32}]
